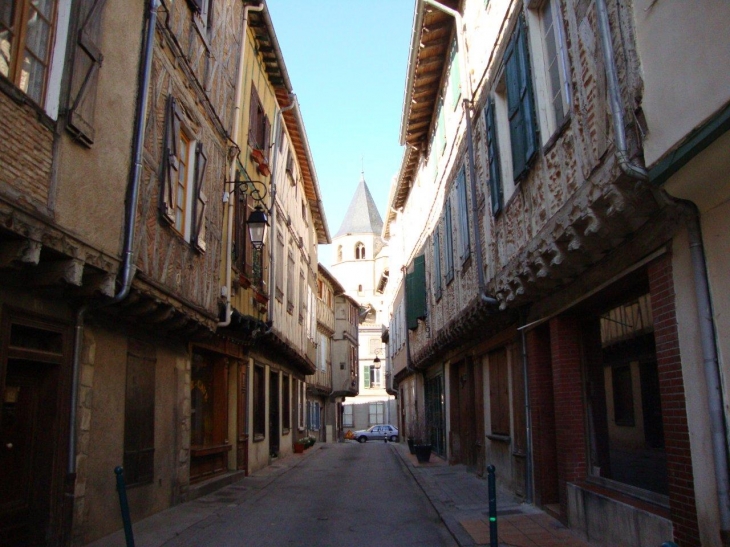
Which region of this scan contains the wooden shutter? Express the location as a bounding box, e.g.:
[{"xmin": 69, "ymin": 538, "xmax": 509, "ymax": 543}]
[
  {"xmin": 248, "ymin": 85, "xmax": 259, "ymax": 148},
  {"xmin": 363, "ymin": 363, "xmax": 370, "ymax": 388},
  {"xmin": 456, "ymin": 168, "xmax": 470, "ymax": 261},
  {"xmin": 506, "ymin": 15, "xmax": 538, "ymax": 181},
  {"xmin": 192, "ymin": 142, "xmax": 208, "ymax": 252},
  {"xmin": 160, "ymin": 96, "xmax": 181, "ymax": 224},
  {"xmin": 263, "ymin": 114, "xmax": 271, "ymax": 160},
  {"xmin": 489, "ymin": 348, "xmax": 510, "ymax": 436},
  {"xmin": 67, "ymin": 0, "xmax": 109, "ymax": 146},
  {"xmin": 486, "ymin": 99, "xmax": 503, "ymax": 215}
]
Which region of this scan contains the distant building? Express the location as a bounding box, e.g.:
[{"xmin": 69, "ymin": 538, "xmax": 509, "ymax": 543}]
[{"xmin": 330, "ymin": 176, "xmax": 396, "ymax": 431}]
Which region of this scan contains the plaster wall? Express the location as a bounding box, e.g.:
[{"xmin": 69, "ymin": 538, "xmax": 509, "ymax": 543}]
[
  {"xmin": 79, "ymin": 325, "xmax": 189, "ymax": 544},
  {"xmin": 54, "ymin": 0, "xmax": 143, "ymax": 257},
  {"xmin": 631, "ymin": 0, "xmax": 730, "ymax": 166},
  {"xmin": 670, "ymin": 226, "xmax": 725, "ymax": 547}
]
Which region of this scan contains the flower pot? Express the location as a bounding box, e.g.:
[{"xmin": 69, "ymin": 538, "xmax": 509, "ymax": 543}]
[
  {"xmin": 414, "ymin": 444, "xmax": 432, "ymax": 463},
  {"xmin": 293, "ymin": 443, "xmax": 305, "ymax": 454},
  {"xmin": 407, "ymin": 438, "xmax": 415, "ymax": 455}
]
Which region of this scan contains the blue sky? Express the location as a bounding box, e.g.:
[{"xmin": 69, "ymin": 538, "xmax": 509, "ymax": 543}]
[{"xmin": 266, "ymin": 1, "xmax": 416, "ymax": 267}]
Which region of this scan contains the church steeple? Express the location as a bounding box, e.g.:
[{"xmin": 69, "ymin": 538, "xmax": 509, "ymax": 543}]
[{"xmin": 334, "ymin": 177, "xmax": 383, "ymax": 238}]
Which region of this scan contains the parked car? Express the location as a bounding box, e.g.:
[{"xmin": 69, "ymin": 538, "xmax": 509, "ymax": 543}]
[{"xmin": 353, "ymin": 424, "xmax": 399, "ymax": 443}]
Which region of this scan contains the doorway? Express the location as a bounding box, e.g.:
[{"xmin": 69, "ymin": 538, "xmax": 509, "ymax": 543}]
[{"xmin": 1, "ymin": 315, "xmax": 69, "ymax": 546}]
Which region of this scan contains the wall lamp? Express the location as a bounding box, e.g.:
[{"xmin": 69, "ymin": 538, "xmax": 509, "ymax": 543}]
[{"xmin": 227, "ymin": 177, "xmax": 270, "ymax": 250}]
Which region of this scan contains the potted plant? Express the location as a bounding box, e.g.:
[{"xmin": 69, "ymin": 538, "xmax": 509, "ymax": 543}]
[
  {"xmin": 293, "ymin": 441, "xmax": 305, "ymax": 454},
  {"xmin": 409, "ymin": 416, "xmax": 432, "ymax": 463}
]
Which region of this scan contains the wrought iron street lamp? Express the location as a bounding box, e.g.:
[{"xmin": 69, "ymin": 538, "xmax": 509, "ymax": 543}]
[{"xmin": 246, "ymin": 205, "xmax": 269, "ymax": 250}]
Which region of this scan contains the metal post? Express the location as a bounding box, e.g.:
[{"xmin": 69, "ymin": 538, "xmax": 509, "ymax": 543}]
[
  {"xmin": 114, "ymin": 467, "xmax": 136, "ymax": 547},
  {"xmin": 487, "ymin": 464, "xmax": 498, "ymax": 547}
]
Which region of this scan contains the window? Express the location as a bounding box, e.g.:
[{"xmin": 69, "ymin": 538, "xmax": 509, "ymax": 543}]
[
  {"xmin": 1, "ymin": 0, "xmax": 58, "ymax": 105},
  {"xmin": 337, "ymin": 245, "xmax": 343, "ymax": 262},
  {"xmin": 124, "ymin": 339, "xmax": 156, "ymax": 485},
  {"xmin": 369, "ymin": 402, "xmax": 384, "ymax": 426},
  {"xmin": 160, "ymin": 96, "xmax": 208, "ymax": 251},
  {"xmin": 534, "ymin": 0, "xmax": 571, "ymax": 138},
  {"xmin": 285, "ymin": 149, "xmax": 295, "ymax": 184},
  {"xmin": 306, "ymin": 401, "xmax": 321, "ymax": 430},
  {"xmin": 369, "ymin": 365, "xmax": 382, "ymax": 388},
  {"xmin": 433, "ymin": 225, "xmax": 442, "ymax": 300},
  {"xmin": 612, "ymin": 365, "xmax": 635, "ymax": 426},
  {"xmin": 298, "ymin": 380, "xmax": 305, "ymax": 430},
  {"xmin": 436, "ymin": 98, "xmax": 446, "ymax": 154},
  {"xmin": 282, "ymin": 374, "xmax": 291, "ymax": 431},
  {"xmin": 247, "ymin": 84, "xmax": 270, "ymax": 157},
  {"xmin": 489, "ymin": 348, "xmax": 510, "ymax": 436},
  {"xmin": 343, "ymin": 405, "xmax": 353, "ymax": 427},
  {"xmin": 504, "ymin": 15, "xmax": 538, "ymax": 181},
  {"xmin": 355, "ymin": 242, "xmax": 366, "ymax": 260},
  {"xmin": 253, "ymin": 364, "xmax": 265, "ymax": 439},
  {"xmin": 444, "ymin": 198, "xmax": 454, "ymax": 283},
  {"xmin": 455, "ymin": 167, "xmax": 470, "ymax": 263}
]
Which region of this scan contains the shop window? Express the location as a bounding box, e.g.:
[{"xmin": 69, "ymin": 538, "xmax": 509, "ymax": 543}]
[
  {"xmin": 253, "ymin": 364, "xmax": 265, "ymax": 439},
  {"xmin": 124, "ymin": 339, "xmax": 156, "ymax": 486},
  {"xmin": 587, "ymin": 292, "xmax": 668, "ymax": 496},
  {"xmin": 489, "ymin": 348, "xmax": 510, "ymax": 436}
]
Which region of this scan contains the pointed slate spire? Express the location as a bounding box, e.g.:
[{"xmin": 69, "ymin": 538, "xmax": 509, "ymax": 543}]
[{"xmin": 334, "ymin": 174, "xmax": 383, "ymax": 238}]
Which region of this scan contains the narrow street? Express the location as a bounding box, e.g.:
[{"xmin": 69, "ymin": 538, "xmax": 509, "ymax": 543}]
[{"xmin": 128, "ymin": 442, "xmax": 456, "ymax": 547}]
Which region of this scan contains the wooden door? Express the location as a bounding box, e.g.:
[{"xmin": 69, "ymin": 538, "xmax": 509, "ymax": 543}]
[
  {"xmin": 1, "ymin": 360, "xmax": 59, "ymax": 546},
  {"xmin": 268, "ymin": 371, "xmax": 279, "ymax": 456}
]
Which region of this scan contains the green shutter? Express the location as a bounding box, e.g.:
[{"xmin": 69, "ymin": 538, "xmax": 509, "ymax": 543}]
[
  {"xmin": 517, "ymin": 15, "xmax": 538, "ymax": 167},
  {"xmin": 450, "ymin": 39, "xmax": 461, "ymax": 109},
  {"xmin": 506, "ymin": 15, "xmax": 538, "ymax": 181},
  {"xmin": 406, "ymin": 256, "xmax": 426, "ymax": 330},
  {"xmin": 486, "ymin": 99, "xmax": 503, "ymax": 215},
  {"xmin": 363, "ymin": 364, "xmax": 370, "ymax": 388}
]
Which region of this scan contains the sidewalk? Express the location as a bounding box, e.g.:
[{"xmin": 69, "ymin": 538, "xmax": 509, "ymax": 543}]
[
  {"xmin": 85, "ymin": 447, "xmax": 321, "ymax": 547},
  {"xmin": 390, "ymin": 442, "xmax": 594, "ymax": 547}
]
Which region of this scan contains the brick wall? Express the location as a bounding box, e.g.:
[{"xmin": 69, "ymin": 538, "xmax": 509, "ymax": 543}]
[
  {"xmin": 527, "ymin": 324, "xmax": 559, "ymax": 508},
  {"xmin": 549, "ymin": 315, "xmax": 588, "ymax": 519},
  {"xmin": 648, "ymin": 255, "xmax": 700, "ymax": 545},
  {"xmin": 0, "ymin": 91, "xmax": 53, "ymax": 208}
]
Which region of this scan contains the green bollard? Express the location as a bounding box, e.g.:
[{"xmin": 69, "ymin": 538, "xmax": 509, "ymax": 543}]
[
  {"xmin": 114, "ymin": 466, "xmax": 136, "ymax": 547},
  {"xmin": 487, "ymin": 464, "xmax": 498, "ymax": 547}
]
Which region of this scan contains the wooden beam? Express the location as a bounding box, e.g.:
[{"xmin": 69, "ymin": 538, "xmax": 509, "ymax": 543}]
[{"xmin": 77, "ymin": 271, "xmax": 116, "ymax": 298}]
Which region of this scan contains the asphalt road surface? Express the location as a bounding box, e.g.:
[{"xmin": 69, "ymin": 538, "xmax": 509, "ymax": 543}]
[{"xmin": 164, "ymin": 441, "xmax": 457, "ymax": 547}]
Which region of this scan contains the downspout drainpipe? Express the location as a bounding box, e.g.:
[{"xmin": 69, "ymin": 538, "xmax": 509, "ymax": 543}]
[
  {"xmin": 219, "ymin": 1, "xmax": 264, "ymax": 328},
  {"xmin": 68, "ymin": 0, "xmax": 161, "ymax": 480},
  {"xmin": 422, "ymin": 0, "xmax": 496, "ymax": 307},
  {"xmin": 267, "ymin": 94, "xmax": 298, "ymax": 319},
  {"xmin": 596, "ymin": 0, "xmax": 730, "ymax": 536}
]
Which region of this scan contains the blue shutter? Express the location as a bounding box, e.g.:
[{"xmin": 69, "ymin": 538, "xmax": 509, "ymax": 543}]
[
  {"xmin": 486, "ymin": 99, "xmax": 503, "ymax": 215},
  {"xmin": 444, "ymin": 199, "xmax": 454, "ymax": 283},
  {"xmin": 456, "ymin": 168, "xmax": 470, "ymax": 262}
]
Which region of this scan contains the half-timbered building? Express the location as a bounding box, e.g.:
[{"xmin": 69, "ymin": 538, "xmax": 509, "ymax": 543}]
[{"xmin": 386, "ymin": 0, "xmax": 729, "ymax": 545}]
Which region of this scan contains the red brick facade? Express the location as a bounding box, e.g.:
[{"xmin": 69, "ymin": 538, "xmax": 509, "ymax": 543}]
[
  {"xmin": 0, "ymin": 91, "xmax": 54, "ymax": 209},
  {"xmin": 548, "ymin": 316, "xmax": 589, "ymax": 519},
  {"xmin": 648, "ymin": 255, "xmax": 700, "ymax": 545}
]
